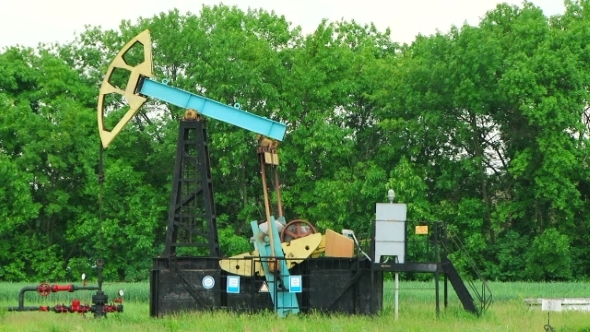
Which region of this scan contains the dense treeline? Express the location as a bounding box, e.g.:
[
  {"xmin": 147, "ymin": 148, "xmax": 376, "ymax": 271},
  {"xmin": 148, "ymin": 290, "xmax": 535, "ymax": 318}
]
[{"xmin": 1, "ymin": 1, "xmax": 590, "ymax": 282}]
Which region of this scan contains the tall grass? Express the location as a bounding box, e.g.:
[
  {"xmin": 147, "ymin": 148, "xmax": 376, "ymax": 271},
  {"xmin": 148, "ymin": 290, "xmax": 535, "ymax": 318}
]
[
  {"xmin": 1, "ymin": 281, "xmax": 590, "ymax": 331},
  {"xmin": 5, "ymin": 280, "xmax": 589, "ymax": 304}
]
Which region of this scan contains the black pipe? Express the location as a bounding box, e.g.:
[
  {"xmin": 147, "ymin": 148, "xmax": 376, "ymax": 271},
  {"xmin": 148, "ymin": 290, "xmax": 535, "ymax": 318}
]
[
  {"xmin": 17, "ymin": 285, "xmax": 99, "ymax": 309},
  {"xmin": 17, "ymin": 287, "xmax": 38, "ymax": 309},
  {"xmin": 7, "ymin": 306, "xmax": 41, "ymax": 312},
  {"xmin": 73, "ymin": 286, "xmax": 100, "ymax": 291}
]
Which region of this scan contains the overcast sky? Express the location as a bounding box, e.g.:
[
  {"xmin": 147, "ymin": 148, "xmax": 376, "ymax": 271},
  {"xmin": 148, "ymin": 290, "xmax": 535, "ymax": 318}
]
[{"xmin": 0, "ymin": 0, "xmax": 566, "ymax": 49}]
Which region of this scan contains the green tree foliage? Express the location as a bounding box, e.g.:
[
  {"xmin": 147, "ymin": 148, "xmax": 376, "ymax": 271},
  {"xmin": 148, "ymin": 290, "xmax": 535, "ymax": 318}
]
[
  {"xmin": 373, "ymin": 1, "xmax": 590, "ymax": 281},
  {"xmin": 0, "ymin": 47, "xmax": 97, "ymax": 280},
  {"xmin": 524, "ymin": 228, "xmax": 573, "ymax": 281},
  {"xmin": 2, "ymin": 2, "xmax": 590, "ymax": 282}
]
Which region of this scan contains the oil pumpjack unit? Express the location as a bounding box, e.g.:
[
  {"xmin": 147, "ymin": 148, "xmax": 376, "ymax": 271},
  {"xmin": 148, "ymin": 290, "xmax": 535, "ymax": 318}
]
[{"xmin": 98, "ymin": 30, "xmax": 488, "ymax": 318}]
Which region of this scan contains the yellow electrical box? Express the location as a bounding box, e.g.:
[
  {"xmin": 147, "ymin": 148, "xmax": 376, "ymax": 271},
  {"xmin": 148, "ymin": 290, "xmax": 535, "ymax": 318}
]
[{"xmin": 415, "ymin": 225, "xmax": 428, "ymax": 235}]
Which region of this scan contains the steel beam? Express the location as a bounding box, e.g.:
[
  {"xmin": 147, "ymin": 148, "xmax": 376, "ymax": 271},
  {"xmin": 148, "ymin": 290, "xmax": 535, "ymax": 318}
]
[{"xmin": 139, "ymin": 78, "xmax": 287, "ymax": 141}]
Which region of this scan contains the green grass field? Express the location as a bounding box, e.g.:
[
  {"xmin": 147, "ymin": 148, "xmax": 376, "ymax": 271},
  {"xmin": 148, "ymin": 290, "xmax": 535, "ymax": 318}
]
[{"xmin": 1, "ymin": 281, "xmax": 589, "ymax": 331}]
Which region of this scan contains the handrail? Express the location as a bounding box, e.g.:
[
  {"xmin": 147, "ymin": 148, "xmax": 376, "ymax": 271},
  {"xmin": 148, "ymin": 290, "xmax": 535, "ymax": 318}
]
[{"xmin": 443, "ymin": 231, "xmax": 493, "ymax": 313}]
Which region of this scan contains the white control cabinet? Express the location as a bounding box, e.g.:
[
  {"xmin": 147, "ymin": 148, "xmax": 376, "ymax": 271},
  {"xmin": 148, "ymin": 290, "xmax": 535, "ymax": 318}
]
[{"xmin": 375, "ymin": 203, "xmax": 407, "ymax": 263}]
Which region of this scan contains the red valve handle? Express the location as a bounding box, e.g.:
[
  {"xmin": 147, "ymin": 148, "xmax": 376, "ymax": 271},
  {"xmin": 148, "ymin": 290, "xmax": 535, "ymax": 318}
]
[
  {"xmin": 36, "ymin": 283, "xmax": 75, "ymax": 296},
  {"xmin": 37, "ymin": 283, "xmax": 51, "ymax": 296}
]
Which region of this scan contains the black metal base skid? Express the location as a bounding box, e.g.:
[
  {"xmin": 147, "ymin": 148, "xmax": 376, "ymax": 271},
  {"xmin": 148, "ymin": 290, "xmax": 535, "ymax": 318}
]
[{"xmin": 150, "ymin": 256, "xmax": 383, "ymax": 317}]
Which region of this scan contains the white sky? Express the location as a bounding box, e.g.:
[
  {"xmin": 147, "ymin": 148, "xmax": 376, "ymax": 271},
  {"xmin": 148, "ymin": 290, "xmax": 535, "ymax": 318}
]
[{"xmin": 0, "ymin": 0, "xmax": 566, "ymax": 49}]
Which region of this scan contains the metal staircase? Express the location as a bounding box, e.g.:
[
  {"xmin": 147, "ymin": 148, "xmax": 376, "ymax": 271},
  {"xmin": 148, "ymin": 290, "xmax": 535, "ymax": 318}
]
[
  {"xmin": 441, "ymin": 256, "xmax": 478, "ymax": 314},
  {"xmin": 442, "ymin": 231, "xmax": 493, "ymax": 315}
]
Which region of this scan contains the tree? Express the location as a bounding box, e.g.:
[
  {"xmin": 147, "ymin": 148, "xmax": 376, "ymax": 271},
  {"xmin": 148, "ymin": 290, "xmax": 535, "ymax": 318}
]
[{"xmin": 3, "ymin": 2, "xmax": 590, "ymax": 282}]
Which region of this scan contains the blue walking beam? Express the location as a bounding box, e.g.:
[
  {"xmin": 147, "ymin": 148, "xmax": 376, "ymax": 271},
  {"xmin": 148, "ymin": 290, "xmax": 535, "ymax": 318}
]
[
  {"xmin": 250, "ymin": 218, "xmax": 300, "ymax": 318},
  {"xmin": 139, "ymin": 78, "xmax": 287, "ymax": 141}
]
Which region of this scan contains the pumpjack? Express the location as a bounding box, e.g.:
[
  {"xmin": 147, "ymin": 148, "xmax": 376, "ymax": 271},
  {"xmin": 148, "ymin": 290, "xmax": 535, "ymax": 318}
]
[
  {"xmin": 98, "ymin": 29, "xmax": 490, "ymax": 319},
  {"xmin": 98, "ymin": 30, "xmax": 342, "ymax": 317}
]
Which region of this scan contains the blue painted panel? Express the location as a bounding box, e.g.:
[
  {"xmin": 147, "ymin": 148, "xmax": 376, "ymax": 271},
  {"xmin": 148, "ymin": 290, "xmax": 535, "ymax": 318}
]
[
  {"xmin": 227, "ymin": 276, "xmax": 240, "ymax": 294},
  {"xmin": 250, "ymin": 218, "xmax": 300, "ymax": 317},
  {"xmin": 289, "ymin": 275, "xmax": 302, "ymax": 293},
  {"xmin": 140, "ymin": 79, "xmax": 287, "ymax": 141}
]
